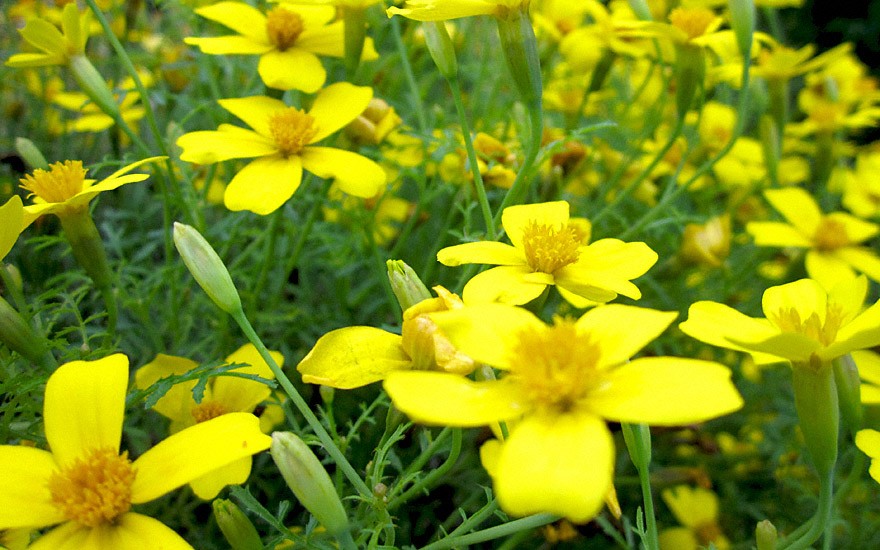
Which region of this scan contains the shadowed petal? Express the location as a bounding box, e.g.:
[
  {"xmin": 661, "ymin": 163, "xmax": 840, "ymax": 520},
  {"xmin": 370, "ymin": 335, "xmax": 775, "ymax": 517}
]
[
  {"xmin": 194, "ymin": 1, "xmax": 267, "ymax": 42},
  {"xmin": 437, "ymin": 241, "xmax": 525, "ymax": 267},
  {"xmin": 30, "ymin": 513, "xmax": 192, "ymax": 550},
  {"xmin": 308, "ymin": 82, "xmax": 373, "ymax": 142}
]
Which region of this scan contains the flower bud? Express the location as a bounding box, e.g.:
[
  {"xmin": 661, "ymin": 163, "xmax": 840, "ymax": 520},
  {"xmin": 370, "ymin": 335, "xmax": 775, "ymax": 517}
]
[
  {"xmin": 173, "ymin": 222, "xmax": 242, "ymax": 315},
  {"xmin": 792, "ymin": 362, "xmax": 839, "ymax": 477},
  {"xmin": 69, "ymin": 55, "xmax": 120, "ymax": 121},
  {"xmin": 386, "ymin": 259, "xmax": 431, "ymax": 313},
  {"xmin": 58, "ymin": 208, "xmax": 112, "ymax": 290},
  {"xmin": 727, "ymin": 0, "xmax": 755, "ymax": 59},
  {"xmin": 213, "ymin": 499, "xmax": 262, "ymax": 550},
  {"xmin": 270, "ymin": 432, "xmax": 349, "ymax": 536},
  {"xmin": 0, "ymin": 296, "xmax": 52, "ymax": 368},
  {"xmin": 833, "ymin": 354, "xmax": 862, "ymax": 437},
  {"xmin": 423, "ymin": 21, "xmax": 458, "ymax": 79},
  {"xmin": 404, "ymin": 286, "xmax": 474, "ymax": 374},
  {"xmin": 14, "ymin": 137, "xmax": 48, "ymax": 170},
  {"xmin": 680, "ymin": 214, "xmax": 731, "ymax": 268},
  {"xmin": 755, "ymin": 519, "xmax": 778, "ymax": 550}
]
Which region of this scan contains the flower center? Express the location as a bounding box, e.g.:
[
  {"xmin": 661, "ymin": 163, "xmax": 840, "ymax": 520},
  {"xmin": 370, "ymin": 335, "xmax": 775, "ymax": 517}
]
[
  {"xmin": 48, "ymin": 447, "xmax": 135, "ymax": 527},
  {"xmin": 813, "ymin": 217, "xmax": 850, "ymax": 251},
  {"xmin": 668, "ymin": 7, "xmax": 716, "ymax": 41},
  {"xmin": 769, "ymin": 303, "xmax": 844, "ymax": 347},
  {"xmin": 191, "ymin": 399, "xmax": 230, "ymax": 423},
  {"xmin": 520, "ymin": 220, "xmax": 584, "ymax": 274},
  {"xmin": 19, "ymin": 160, "xmax": 87, "ymax": 203},
  {"xmin": 508, "ymin": 318, "xmax": 602, "ymax": 412},
  {"xmin": 266, "ymin": 7, "xmax": 304, "ymax": 51},
  {"xmin": 269, "ymin": 108, "xmax": 319, "ymax": 156},
  {"xmin": 695, "ymin": 522, "xmax": 724, "ymax": 547}
]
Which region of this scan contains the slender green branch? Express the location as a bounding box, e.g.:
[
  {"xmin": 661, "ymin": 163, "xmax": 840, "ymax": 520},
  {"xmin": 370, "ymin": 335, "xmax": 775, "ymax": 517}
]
[{"xmin": 420, "ymin": 513, "xmax": 558, "ymax": 550}]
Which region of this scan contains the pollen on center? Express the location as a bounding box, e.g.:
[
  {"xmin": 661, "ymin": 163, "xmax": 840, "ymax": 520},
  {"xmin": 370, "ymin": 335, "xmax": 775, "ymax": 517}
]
[
  {"xmin": 269, "ymin": 108, "xmax": 319, "ymax": 156},
  {"xmin": 19, "ymin": 160, "xmax": 87, "ymax": 204},
  {"xmin": 48, "ymin": 447, "xmax": 136, "ymax": 527},
  {"xmin": 266, "ymin": 7, "xmax": 305, "ymax": 51},
  {"xmin": 508, "ymin": 318, "xmax": 602, "ymax": 412},
  {"xmin": 191, "ymin": 399, "xmax": 230, "ymax": 423},
  {"xmin": 521, "ymin": 220, "xmax": 584, "ymax": 274},
  {"xmin": 813, "ymin": 217, "xmax": 850, "ymax": 251}
]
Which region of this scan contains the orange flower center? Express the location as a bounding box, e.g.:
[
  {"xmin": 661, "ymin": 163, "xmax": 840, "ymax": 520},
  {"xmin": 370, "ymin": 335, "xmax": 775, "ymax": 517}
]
[
  {"xmin": 813, "ymin": 217, "xmax": 850, "ymax": 251},
  {"xmin": 508, "ymin": 318, "xmax": 602, "ymax": 412},
  {"xmin": 520, "ymin": 220, "xmax": 584, "ymax": 274},
  {"xmin": 266, "ymin": 7, "xmax": 304, "ymax": 51},
  {"xmin": 769, "ymin": 303, "xmax": 844, "ymax": 347},
  {"xmin": 191, "ymin": 399, "xmax": 230, "ymax": 423},
  {"xmin": 269, "ymin": 108, "xmax": 319, "ymax": 156},
  {"xmin": 19, "ymin": 160, "xmax": 87, "ymax": 203},
  {"xmin": 695, "ymin": 521, "xmax": 725, "ymax": 546},
  {"xmin": 48, "ymin": 447, "xmax": 135, "ymax": 527},
  {"xmin": 668, "ymin": 7, "xmax": 716, "ymax": 41}
]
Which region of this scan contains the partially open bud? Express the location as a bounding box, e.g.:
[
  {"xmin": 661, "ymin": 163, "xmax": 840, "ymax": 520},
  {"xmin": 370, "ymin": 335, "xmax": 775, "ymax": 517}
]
[
  {"xmin": 387, "ymin": 259, "xmax": 431, "ymax": 313},
  {"xmin": 402, "ymin": 286, "xmax": 474, "ymax": 375},
  {"xmin": 173, "ymin": 222, "xmax": 242, "ymax": 316},
  {"xmin": 213, "ymin": 499, "xmax": 262, "ymax": 550},
  {"xmin": 680, "ymin": 214, "xmax": 731, "ymax": 268},
  {"xmin": 270, "ymin": 432, "xmax": 349, "ymax": 536},
  {"xmin": 346, "ymin": 98, "xmax": 402, "ymax": 145}
]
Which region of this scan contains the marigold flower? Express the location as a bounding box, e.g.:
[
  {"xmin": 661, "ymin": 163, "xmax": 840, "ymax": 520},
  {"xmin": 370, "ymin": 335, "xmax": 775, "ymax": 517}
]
[
  {"xmin": 384, "ymin": 304, "xmax": 742, "ymax": 522},
  {"xmin": 0, "ymin": 354, "xmax": 272, "ymax": 549},
  {"xmin": 659, "ymin": 486, "xmax": 730, "ymax": 550},
  {"xmin": 176, "ymin": 83, "xmax": 386, "ymax": 215},
  {"xmin": 5, "ymin": 3, "xmax": 89, "ymax": 68},
  {"xmin": 437, "ymin": 201, "xmax": 657, "ymax": 306}
]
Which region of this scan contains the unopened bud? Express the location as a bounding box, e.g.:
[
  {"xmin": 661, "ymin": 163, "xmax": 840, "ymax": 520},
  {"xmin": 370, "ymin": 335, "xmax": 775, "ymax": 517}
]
[
  {"xmin": 14, "ymin": 137, "xmax": 48, "ymax": 170},
  {"xmin": 755, "ymin": 519, "xmax": 778, "ymax": 550},
  {"xmin": 213, "ymin": 499, "xmax": 262, "ymax": 550},
  {"xmin": 69, "ymin": 55, "xmax": 120, "ymax": 121},
  {"xmin": 728, "ymin": 0, "xmax": 755, "ymax": 59},
  {"xmin": 423, "ymin": 21, "xmax": 458, "ymax": 79},
  {"xmin": 173, "ymin": 222, "xmax": 242, "ymax": 315},
  {"xmin": 834, "ymin": 354, "xmax": 862, "ymax": 437},
  {"xmin": 387, "ymin": 259, "xmax": 431, "ymax": 313}
]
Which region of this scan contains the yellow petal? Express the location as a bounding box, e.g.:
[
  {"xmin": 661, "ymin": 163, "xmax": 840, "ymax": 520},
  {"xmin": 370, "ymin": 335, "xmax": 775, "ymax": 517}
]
[
  {"xmin": 5, "ymin": 52, "xmax": 64, "ymax": 68},
  {"xmin": 856, "ymin": 429, "xmax": 880, "ymax": 459},
  {"xmin": 825, "ymin": 301, "xmax": 880, "ymax": 360},
  {"xmin": 0, "ymin": 446, "xmax": 65, "ymax": 528},
  {"xmin": 805, "ymin": 251, "xmax": 857, "ymax": 290},
  {"xmin": 679, "ymin": 302, "xmax": 782, "ymax": 363},
  {"xmin": 384, "ymin": 371, "xmax": 526, "ymax": 426},
  {"xmin": 212, "ymin": 344, "xmax": 281, "ymax": 412},
  {"xmin": 297, "ymin": 326, "xmax": 410, "ymax": 389},
  {"xmin": 300, "ymin": 147, "xmax": 385, "ymax": 198},
  {"xmin": 188, "ymin": 457, "xmax": 252, "ymax": 500},
  {"xmin": 18, "ymin": 18, "xmax": 65, "ymax": 56},
  {"xmin": 131, "ymin": 413, "xmax": 271, "ymax": 503},
  {"xmin": 557, "ymin": 239, "xmax": 658, "ymax": 300},
  {"xmin": 224, "ymin": 155, "xmax": 303, "ymax": 215},
  {"xmin": 184, "ymin": 36, "xmax": 273, "ymax": 55},
  {"xmin": 308, "ymin": 82, "xmax": 373, "ymax": 143},
  {"xmin": 764, "ymin": 187, "xmax": 821, "ymax": 236},
  {"xmin": 836, "ymin": 247, "xmax": 880, "ymax": 283},
  {"xmin": 177, "ymin": 126, "xmax": 276, "ymax": 164},
  {"xmin": 854, "ymin": 350, "xmax": 880, "ymax": 385},
  {"xmin": 258, "ymin": 49, "xmax": 326, "ymax": 92},
  {"xmin": 134, "ymin": 354, "xmax": 200, "ymax": 424},
  {"xmin": 0, "ymin": 196, "xmax": 23, "ymax": 261},
  {"xmin": 30, "ymin": 513, "xmax": 192, "ymax": 550},
  {"xmin": 430, "ymin": 303, "xmax": 544, "ymax": 368},
  {"xmin": 479, "ymin": 439, "xmax": 502, "ymax": 478},
  {"xmin": 746, "ymin": 221, "xmax": 812, "ymax": 247},
  {"xmin": 501, "ymin": 201, "xmax": 569, "ymax": 251},
  {"xmin": 826, "ymin": 213, "xmax": 879, "ymax": 244},
  {"xmin": 493, "ymin": 412, "xmax": 613, "ymax": 523},
  {"xmin": 437, "ymin": 241, "xmax": 525, "ymax": 267},
  {"xmin": 387, "ymin": 0, "xmax": 499, "ymax": 21},
  {"xmin": 194, "ymin": 1, "xmax": 267, "ymax": 43},
  {"xmin": 590, "ymin": 357, "xmax": 743, "ymax": 425},
  {"xmin": 45, "ymin": 355, "xmax": 128, "ymax": 467},
  {"xmin": 761, "ymin": 278, "xmax": 826, "ymax": 323},
  {"xmin": 297, "ymin": 22, "xmax": 346, "ymax": 57},
  {"xmin": 575, "ymin": 305, "xmax": 677, "ymax": 367},
  {"xmin": 659, "ymin": 528, "xmax": 699, "ymax": 550},
  {"xmin": 461, "ymin": 265, "xmax": 548, "ymax": 305},
  {"xmin": 218, "ymin": 96, "xmax": 287, "ymax": 137}
]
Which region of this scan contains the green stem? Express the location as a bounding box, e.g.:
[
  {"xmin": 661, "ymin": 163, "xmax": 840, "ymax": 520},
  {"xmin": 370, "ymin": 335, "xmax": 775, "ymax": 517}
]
[
  {"xmin": 448, "ymin": 78, "xmax": 495, "ymax": 239},
  {"xmin": 388, "ymin": 428, "xmax": 462, "ymax": 510},
  {"xmin": 279, "ymin": 178, "xmax": 327, "ymax": 300},
  {"xmin": 388, "ymin": 14, "xmax": 428, "ymax": 134},
  {"xmin": 336, "ymin": 529, "xmax": 358, "ymax": 550},
  {"xmin": 622, "ymin": 423, "xmax": 658, "ymax": 550},
  {"xmin": 250, "ymin": 207, "xmax": 283, "ymax": 310},
  {"xmin": 420, "ymin": 513, "xmax": 558, "ymax": 550},
  {"xmin": 778, "ymin": 470, "xmax": 834, "ymax": 550},
  {"xmin": 231, "ymin": 311, "xmax": 372, "ymax": 498}
]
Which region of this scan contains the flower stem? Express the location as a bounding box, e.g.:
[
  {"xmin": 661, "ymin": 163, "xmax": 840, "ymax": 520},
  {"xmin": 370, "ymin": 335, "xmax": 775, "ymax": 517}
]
[
  {"xmin": 420, "ymin": 513, "xmax": 558, "ymax": 550},
  {"xmin": 388, "ymin": 427, "xmax": 462, "ymax": 510},
  {"xmin": 778, "ymin": 470, "xmax": 834, "ymax": 550},
  {"xmin": 622, "ymin": 423, "xmax": 659, "ymax": 550}
]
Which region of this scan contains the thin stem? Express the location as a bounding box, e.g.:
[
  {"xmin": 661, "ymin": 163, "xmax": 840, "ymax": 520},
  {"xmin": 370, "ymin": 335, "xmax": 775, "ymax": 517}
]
[
  {"xmin": 249, "ymin": 207, "xmax": 284, "ymax": 310},
  {"xmin": 778, "ymin": 470, "xmax": 834, "ymax": 550},
  {"xmin": 388, "ymin": 14, "xmax": 428, "ymax": 134},
  {"xmin": 388, "ymin": 428, "xmax": 462, "ymax": 510},
  {"xmin": 420, "ymin": 513, "xmax": 558, "ymax": 550}
]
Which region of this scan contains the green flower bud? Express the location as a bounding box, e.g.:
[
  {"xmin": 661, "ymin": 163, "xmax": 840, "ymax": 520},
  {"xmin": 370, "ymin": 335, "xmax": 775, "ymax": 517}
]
[
  {"xmin": 58, "ymin": 208, "xmax": 112, "ymax": 290},
  {"xmin": 423, "ymin": 21, "xmax": 457, "ymax": 79},
  {"xmin": 627, "ymin": 0, "xmax": 653, "ymax": 21},
  {"xmin": 213, "ymin": 499, "xmax": 262, "ymax": 550},
  {"xmin": 755, "ymin": 519, "xmax": 777, "ymax": 550},
  {"xmin": 14, "ymin": 137, "xmax": 48, "ymax": 170},
  {"xmin": 792, "ymin": 362, "xmax": 839, "ymax": 477},
  {"xmin": 270, "ymin": 432, "xmax": 349, "ymax": 536},
  {"xmin": 495, "ymin": 7, "xmax": 543, "ymax": 151},
  {"xmin": 386, "ymin": 259, "xmax": 431, "ymax": 313},
  {"xmin": 727, "ymin": 0, "xmax": 755, "ymax": 59},
  {"xmin": 674, "ymin": 43, "xmax": 706, "ymax": 119},
  {"xmin": 833, "ymin": 354, "xmax": 862, "ymax": 437},
  {"xmin": 173, "ymin": 222, "xmax": 242, "ymax": 315},
  {"xmin": 0, "ymin": 296, "xmax": 52, "ymax": 368},
  {"xmin": 622, "ymin": 423, "xmax": 652, "ymax": 470},
  {"xmin": 69, "ymin": 55, "xmax": 120, "ymax": 121}
]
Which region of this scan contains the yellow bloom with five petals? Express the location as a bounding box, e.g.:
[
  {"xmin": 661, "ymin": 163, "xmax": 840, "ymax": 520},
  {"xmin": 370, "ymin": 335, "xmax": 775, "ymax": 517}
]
[
  {"xmin": 176, "ymin": 83, "xmax": 386, "ymax": 215},
  {"xmin": 5, "ymin": 3, "xmax": 89, "ymax": 68},
  {"xmin": 384, "ymin": 303, "xmax": 743, "ymax": 522},
  {"xmin": 0, "ymin": 354, "xmax": 272, "ymax": 549}
]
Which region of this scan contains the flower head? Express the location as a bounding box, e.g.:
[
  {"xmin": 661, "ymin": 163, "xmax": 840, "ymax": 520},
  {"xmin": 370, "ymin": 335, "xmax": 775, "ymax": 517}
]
[
  {"xmin": 0, "ymin": 355, "xmax": 271, "ymax": 548},
  {"xmin": 384, "ymin": 304, "xmax": 742, "ymax": 522},
  {"xmin": 437, "ymin": 201, "xmax": 657, "ymax": 306},
  {"xmin": 5, "ymin": 3, "xmax": 89, "ymax": 68},
  {"xmin": 176, "ymin": 83, "xmax": 386, "ymax": 215},
  {"xmin": 659, "ymin": 486, "xmax": 730, "ymax": 550}
]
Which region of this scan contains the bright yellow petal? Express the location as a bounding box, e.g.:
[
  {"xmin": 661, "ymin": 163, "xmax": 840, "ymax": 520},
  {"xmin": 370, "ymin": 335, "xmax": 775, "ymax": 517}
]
[
  {"xmin": 45, "ymin": 355, "xmax": 128, "ymax": 467},
  {"xmin": 5, "ymin": 52, "xmax": 64, "ymax": 68},
  {"xmin": 761, "ymin": 278, "xmax": 826, "ymax": 323},
  {"xmin": 217, "ymin": 96, "xmax": 287, "ymax": 137},
  {"xmin": 557, "ymin": 239, "xmax": 658, "ymax": 300},
  {"xmin": 0, "ymin": 196, "xmax": 23, "ymax": 261},
  {"xmin": 764, "ymin": 187, "xmax": 822, "ymax": 236},
  {"xmin": 188, "ymin": 457, "xmax": 252, "ymax": 500},
  {"xmin": 854, "ymin": 350, "xmax": 880, "ymax": 385},
  {"xmin": 826, "ymin": 213, "xmax": 879, "ymax": 244},
  {"xmin": 436, "ymin": 241, "xmax": 525, "ymax": 267},
  {"xmin": 501, "ymin": 201, "xmax": 569, "ymax": 251},
  {"xmin": 224, "ymin": 155, "xmax": 303, "ymax": 215},
  {"xmin": 30, "ymin": 513, "xmax": 193, "ymax": 550},
  {"xmin": 184, "ymin": 36, "xmax": 273, "ymax": 55},
  {"xmin": 194, "ymin": 1, "xmax": 268, "ymax": 42},
  {"xmin": 461, "ymin": 265, "xmax": 549, "ymax": 305},
  {"xmin": 297, "ymin": 326, "xmax": 410, "ymax": 389},
  {"xmin": 308, "ymin": 83, "xmax": 373, "ymax": 143},
  {"xmin": 134, "ymin": 354, "xmax": 200, "ymax": 424},
  {"xmin": 212, "ymin": 344, "xmax": 281, "ymax": 412},
  {"xmin": 857, "ymin": 429, "xmax": 880, "ymax": 459},
  {"xmin": 589, "ymin": 357, "xmax": 743, "ymax": 425},
  {"xmin": 746, "ymin": 221, "xmax": 812, "ymax": 247},
  {"xmin": 131, "ymin": 413, "xmax": 270, "ymax": 503},
  {"xmin": 836, "ymin": 247, "xmax": 880, "ymax": 283},
  {"xmin": 300, "ymin": 147, "xmax": 385, "ymax": 198},
  {"xmin": 18, "ymin": 18, "xmax": 65, "ymax": 56},
  {"xmin": 296, "ymin": 22, "xmax": 346, "ymax": 57},
  {"xmin": 805, "ymin": 251, "xmax": 857, "ymax": 290},
  {"xmin": 387, "ymin": 0, "xmax": 499, "ymax": 21},
  {"xmin": 177, "ymin": 126, "xmax": 276, "ymax": 164},
  {"xmin": 493, "ymin": 412, "xmax": 613, "ymax": 523},
  {"xmin": 661, "ymin": 485, "xmax": 719, "ymax": 527},
  {"xmin": 825, "ymin": 301, "xmax": 880, "ymax": 360},
  {"xmin": 575, "ymin": 305, "xmax": 677, "ymax": 367},
  {"xmin": 258, "ymin": 49, "xmax": 326, "ymax": 92},
  {"xmin": 430, "ymin": 303, "xmax": 544, "ymax": 369},
  {"xmin": 383, "ymin": 371, "xmax": 526, "ymax": 426},
  {"xmin": 0, "ymin": 446, "xmax": 64, "ymax": 528},
  {"xmin": 679, "ymin": 302, "xmax": 782, "ymax": 362}
]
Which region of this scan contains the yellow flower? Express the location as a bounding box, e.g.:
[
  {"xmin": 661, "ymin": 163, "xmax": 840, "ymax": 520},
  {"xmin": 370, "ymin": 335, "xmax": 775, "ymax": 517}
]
[
  {"xmin": 680, "ymin": 214, "xmax": 731, "ymax": 268},
  {"xmin": 0, "ymin": 354, "xmax": 272, "ymax": 548},
  {"xmin": 176, "ymin": 83, "xmax": 386, "ymax": 215},
  {"xmin": 52, "ymin": 72, "xmax": 153, "ymax": 133},
  {"xmin": 5, "ymin": 3, "xmax": 89, "ymax": 68},
  {"xmin": 680, "ymin": 276, "xmax": 880, "ymax": 367},
  {"xmin": 0, "ymin": 196, "xmax": 24, "ymax": 263},
  {"xmin": 437, "ymin": 201, "xmax": 657, "ymax": 306},
  {"xmin": 384, "ymin": 303, "xmax": 742, "ymax": 522},
  {"xmin": 18, "ymin": 157, "xmax": 162, "ymax": 229},
  {"xmin": 856, "ymin": 429, "xmax": 880, "ymax": 485},
  {"xmin": 135, "ymin": 344, "xmax": 285, "ymax": 500},
  {"xmin": 387, "ymin": 0, "xmax": 529, "ymax": 21},
  {"xmin": 746, "ymin": 187, "xmax": 880, "ymax": 288},
  {"xmin": 184, "ymin": 2, "xmax": 376, "ymax": 92},
  {"xmin": 839, "ymin": 150, "xmax": 880, "ymax": 218},
  {"xmin": 659, "ymin": 486, "xmax": 730, "ymax": 550},
  {"xmin": 297, "ymin": 286, "xmax": 474, "ymax": 389}
]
